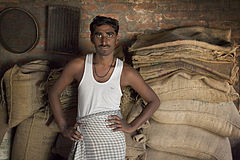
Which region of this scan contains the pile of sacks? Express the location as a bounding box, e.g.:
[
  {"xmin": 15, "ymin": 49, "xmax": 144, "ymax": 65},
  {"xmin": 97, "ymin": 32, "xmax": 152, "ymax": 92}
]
[
  {"xmin": 0, "ymin": 60, "xmax": 60, "ymax": 160},
  {"xmin": 127, "ymin": 26, "xmax": 240, "ymax": 160}
]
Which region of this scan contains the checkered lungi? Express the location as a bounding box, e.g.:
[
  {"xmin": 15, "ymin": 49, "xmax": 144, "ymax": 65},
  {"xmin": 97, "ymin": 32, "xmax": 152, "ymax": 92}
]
[{"xmin": 68, "ymin": 110, "xmax": 126, "ymax": 160}]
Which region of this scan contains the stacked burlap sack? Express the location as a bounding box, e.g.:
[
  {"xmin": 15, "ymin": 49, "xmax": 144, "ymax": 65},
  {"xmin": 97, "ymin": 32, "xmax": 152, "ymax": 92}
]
[
  {"xmin": 127, "ymin": 26, "xmax": 240, "ymax": 160},
  {"xmin": 0, "ymin": 60, "xmax": 60, "ymax": 160}
]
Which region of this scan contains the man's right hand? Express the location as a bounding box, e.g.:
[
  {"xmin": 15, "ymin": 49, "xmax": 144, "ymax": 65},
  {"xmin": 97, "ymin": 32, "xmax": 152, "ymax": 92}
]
[{"xmin": 61, "ymin": 123, "xmax": 84, "ymax": 141}]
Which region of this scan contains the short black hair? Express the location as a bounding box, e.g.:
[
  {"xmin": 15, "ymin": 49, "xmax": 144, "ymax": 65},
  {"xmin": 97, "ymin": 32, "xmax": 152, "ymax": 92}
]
[{"xmin": 90, "ymin": 16, "xmax": 119, "ymax": 35}]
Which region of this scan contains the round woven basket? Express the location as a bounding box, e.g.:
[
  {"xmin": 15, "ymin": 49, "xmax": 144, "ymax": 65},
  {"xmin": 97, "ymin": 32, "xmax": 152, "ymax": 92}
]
[{"xmin": 0, "ymin": 7, "xmax": 39, "ymax": 54}]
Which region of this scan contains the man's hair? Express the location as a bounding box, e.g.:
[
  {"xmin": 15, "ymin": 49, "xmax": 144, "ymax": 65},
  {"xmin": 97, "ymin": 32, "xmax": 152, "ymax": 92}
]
[{"xmin": 90, "ymin": 16, "xmax": 119, "ymax": 35}]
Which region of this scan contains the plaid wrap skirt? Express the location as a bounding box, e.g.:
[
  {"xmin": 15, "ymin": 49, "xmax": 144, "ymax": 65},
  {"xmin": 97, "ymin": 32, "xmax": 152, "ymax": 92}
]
[{"xmin": 68, "ymin": 110, "xmax": 126, "ymax": 160}]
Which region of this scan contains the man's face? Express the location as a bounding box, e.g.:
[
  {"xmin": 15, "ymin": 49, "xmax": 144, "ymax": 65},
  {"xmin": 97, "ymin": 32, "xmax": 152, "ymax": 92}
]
[{"xmin": 91, "ymin": 25, "xmax": 119, "ymax": 56}]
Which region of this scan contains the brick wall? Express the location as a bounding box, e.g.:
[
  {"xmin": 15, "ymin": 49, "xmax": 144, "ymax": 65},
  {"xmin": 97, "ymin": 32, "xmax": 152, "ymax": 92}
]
[{"xmin": 0, "ymin": 0, "xmax": 239, "ymax": 73}]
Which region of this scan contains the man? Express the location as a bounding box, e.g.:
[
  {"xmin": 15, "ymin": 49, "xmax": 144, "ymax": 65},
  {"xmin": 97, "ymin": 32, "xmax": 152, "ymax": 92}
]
[{"xmin": 49, "ymin": 16, "xmax": 160, "ymax": 160}]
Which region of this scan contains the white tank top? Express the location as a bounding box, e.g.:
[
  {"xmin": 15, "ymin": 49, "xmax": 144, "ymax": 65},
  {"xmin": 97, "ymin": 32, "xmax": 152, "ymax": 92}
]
[{"xmin": 77, "ymin": 53, "xmax": 123, "ymax": 118}]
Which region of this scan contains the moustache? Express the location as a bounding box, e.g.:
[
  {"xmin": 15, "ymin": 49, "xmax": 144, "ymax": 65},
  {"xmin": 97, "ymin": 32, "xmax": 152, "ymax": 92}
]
[{"xmin": 99, "ymin": 44, "xmax": 110, "ymax": 48}]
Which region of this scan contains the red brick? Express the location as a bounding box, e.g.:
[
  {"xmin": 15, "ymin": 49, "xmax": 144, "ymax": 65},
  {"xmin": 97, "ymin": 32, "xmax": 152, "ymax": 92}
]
[
  {"xmin": 0, "ymin": 4, "xmax": 6, "ymax": 9},
  {"xmin": 126, "ymin": 14, "xmax": 152, "ymax": 24},
  {"xmin": 0, "ymin": 0, "xmax": 18, "ymax": 2},
  {"xmin": 81, "ymin": 23, "xmax": 91, "ymax": 32},
  {"xmin": 81, "ymin": 4, "xmax": 98, "ymax": 11},
  {"xmin": 80, "ymin": 32, "xmax": 91, "ymax": 39},
  {"xmin": 38, "ymin": 39, "xmax": 45, "ymax": 47},
  {"xmin": 133, "ymin": 3, "xmax": 157, "ymax": 13},
  {"xmin": 81, "ymin": 0, "xmax": 95, "ymax": 2},
  {"xmin": 191, "ymin": 12, "xmax": 219, "ymax": 21},
  {"xmin": 154, "ymin": 14, "xmax": 163, "ymax": 22},
  {"xmin": 126, "ymin": 32, "xmax": 143, "ymax": 40},
  {"xmin": 136, "ymin": 21, "xmax": 158, "ymax": 31},
  {"xmin": 159, "ymin": 22, "xmax": 177, "ymax": 29},
  {"xmin": 208, "ymin": 21, "xmax": 237, "ymax": 30},
  {"xmin": 96, "ymin": 0, "xmax": 118, "ymax": 2},
  {"xmin": 104, "ymin": 4, "xmax": 128, "ymax": 12},
  {"xmin": 119, "ymin": 24, "xmax": 128, "ymax": 31},
  {"xmin": 166, "ymin": 2, "xmax": 197, "ymax": 12},
  {"xmin": 163, "ymin": 12, "xmax": 188, "ymax": 20},
  {"xmin": 127, "ymin": 0, "xmax": 151, "ymax": 3},
  {"xmin": 180, "ymin": 20, "xmax": 208, "ymax": 27},
  {"xmin": 81, "ymin": 14, "xmax": 92, "ymax": 20},
  {"xmin": 125, "ymin": 14, "xmax": 141, "ymax": 22},
  {"xmin": 97, "ymin": 14, "xmax": 120, "ymax": 21}
]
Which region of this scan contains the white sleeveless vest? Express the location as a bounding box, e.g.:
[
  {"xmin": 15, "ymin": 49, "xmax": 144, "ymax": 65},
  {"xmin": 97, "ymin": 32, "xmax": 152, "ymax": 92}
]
[{"xmin": 77, "ymin": 53, "xmax": 123, "ymax": 118}]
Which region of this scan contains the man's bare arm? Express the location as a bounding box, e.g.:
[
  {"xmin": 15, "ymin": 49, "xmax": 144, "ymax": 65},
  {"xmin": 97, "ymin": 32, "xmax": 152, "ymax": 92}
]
[
  {"xmin": 108, "ymin": 63, "xmax": 160, "ymax": 133},
  {"xmin": 48, "ymin": 58, "xmax": 84, "ymax": 141}
]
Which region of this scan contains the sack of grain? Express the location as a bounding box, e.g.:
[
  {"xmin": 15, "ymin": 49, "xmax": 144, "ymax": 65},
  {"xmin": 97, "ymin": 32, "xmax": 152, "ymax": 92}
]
[
  {"xmin": 51, "ymin": 106, "xmax": 77, "ymax": 158},
  {"xmin": 144, "ymin": 119, "xmax": 232, "ymax": 160},
  {"xmin": 129, "ymin": 26, "xmax": 232, "ymax": 52},
  {"xmin": 0, "ymin": 129, "xmax": 12, "ymax": 160},
  {"xmin": 11, "ymin": 110, "xmax": 59, "ymax": 160},
  {"xmin": 149, "ymin": 72, "xmax": 239, "ymax": 103},
  {"xmin": 152, "ymin": 100, "xmax": 240, "ymax": 138},
  {"xmin": 0, "ymin": 80, "xmax": 8, "ymax": 144},
  {"xmin": 3, "ymin": 60, "xmax": 49, "ymax": 127},
  {"xmin": 139, "ymin": 58, "xmax": 238, "ymax": 85},
  {"xmin": 120, "ymin": 87, "xmax": 136, "ymax": 120},
  {"xmin": 45, "ymin": 68, "xmax": 78, "ymax": 111},
  {"xmin": 146, "ymin": 148, "xmax": 199, "ymax": 160},
  {"xmin": 125, "ymin": 132, "xmax": 146, "ymax": 160}
]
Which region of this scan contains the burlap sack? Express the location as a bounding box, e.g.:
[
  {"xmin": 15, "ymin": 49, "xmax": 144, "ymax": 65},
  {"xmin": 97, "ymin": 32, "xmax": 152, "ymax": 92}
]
[
  {"xmin": 120, "ymin": 86, "xmax": 136, "ymax": 120},
  {"xmin": 51, "ymin": 106, "xmax": 77, "ymax": 158},
  {"xmin": 0, "ymin": 129, "xmax": 11, "ymax": 160},
  {"xmin": 144, "ymin": 120, "xmax": 232, "ymax": 160},
  {"xmin": 149, "ymin": 72, "xmax": 239, "ymax": 103},
  {"xmin": 45, "ymin": 68, "xmax": 78, "ymax": 111},
  {"xmin": 126, "ymin": 97, "xmax": 150, "ymax": 129},
  {"xmin": 51, "ymin": 133, "xmax": 73, "ymax": 159},
  {"xmin": 125, "ymin": 132, "xmax": 146, "ymax": 160},
  {"xmin": 152, "ymin": 100, "xmax": 240, "ymax": 138},
  {"xmin": 129, "ymin": 26, "xmax": 232, "ymax": 52},
  {"xmin": 132, "ymin": 42, "xmax": 238, "ymax": 66},
  {"xmin": 0, "ymin": 80, "xmax": 8, "ymax": 144},
  {"xmin": 146, "ymin": 149, "xmax": 199, "ymax": 160},
  {"xmin": 11, "ymin": 110, "xmax": 59, "ymax": 160},
  {"xmin": 3, "ymin": 60, "xmax": 49, "ymax": 127},
  {"xmin": 139, "ymin": 58, "xmax": 238, "ymax": 85}
]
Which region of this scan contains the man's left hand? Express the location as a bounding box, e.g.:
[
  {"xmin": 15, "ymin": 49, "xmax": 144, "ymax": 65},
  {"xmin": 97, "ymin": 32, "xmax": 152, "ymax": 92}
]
[{"xmin": 106, "ymin": 115, "xmax": 135, "ymax": 133}]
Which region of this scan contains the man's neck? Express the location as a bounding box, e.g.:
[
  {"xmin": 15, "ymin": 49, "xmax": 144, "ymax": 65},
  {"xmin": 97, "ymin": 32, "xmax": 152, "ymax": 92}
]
[{"xmin": 93, "ymin": 53, "xmax": 114, "ymax": 66}]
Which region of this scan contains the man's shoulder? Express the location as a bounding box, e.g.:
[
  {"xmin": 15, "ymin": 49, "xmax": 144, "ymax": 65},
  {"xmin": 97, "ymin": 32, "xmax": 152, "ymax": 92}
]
[
  {"xmin": 68, "ymin": 55, "xmax": 86, "ymax": 67},
  {"xmin": 122, "ymin": 62, "xmax": 139, "ymax": 78},
  {"xmin": 122, "ymin": 62, "xmax": 135, "ymax": 73}
]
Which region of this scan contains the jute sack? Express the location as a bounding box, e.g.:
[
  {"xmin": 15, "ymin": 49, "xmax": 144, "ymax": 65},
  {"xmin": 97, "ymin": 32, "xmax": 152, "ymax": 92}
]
[
  {"xmin": 146, "ymin": 148, "xmax": 199, "ymax": 160},
  {"xmin": 125, "ymin": 133, "xmax": 146, "ymax": 160},
  {"xmin": 139, "ymin": 58, "xmax": 238, "ymax": 85},
  {"xmin": 11, "ymin": 110, "xmax": 59, "ymax": 160},
  {"xmin": 51, "ymin": 106, "xmax": 77, "ymax": 158},
  {"xmin": 131, "ymin": 42, "xmax": 238, "ymax": 65},
  {"xmin": 0, "ymin": 80, "xmax": 8, "ymax": 144},
  {"xmin": 129, "ymin": 26, "xmax": 231, "ymax": 52},
  {"xmin": 120, "ymin": 86, "xmax": 136, "ymax": 120},
  {"xmin": 0, "ymin": 129, "xmax": 12, "ymax": 160},
  {"xmin": 3, "ymin": 60, "xmax": 49, "ymax": 127},
  {"xmin": 149, "ymin": 72, "xmax": 239, "ymax": 103},
  {"xmin": 45, "ymin": 68, "xmax": 78, "ymax": 111},
  {"xmin": 127, "ymin": 97, "xmax": 150, "ymax": 129},
  {"xmin": 152, "ymin": 100, "xmax": 240, "ymax": 138},
  {"xmin": 144, "ymin": 120, "xmax": 232, "ymax": 160}
]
